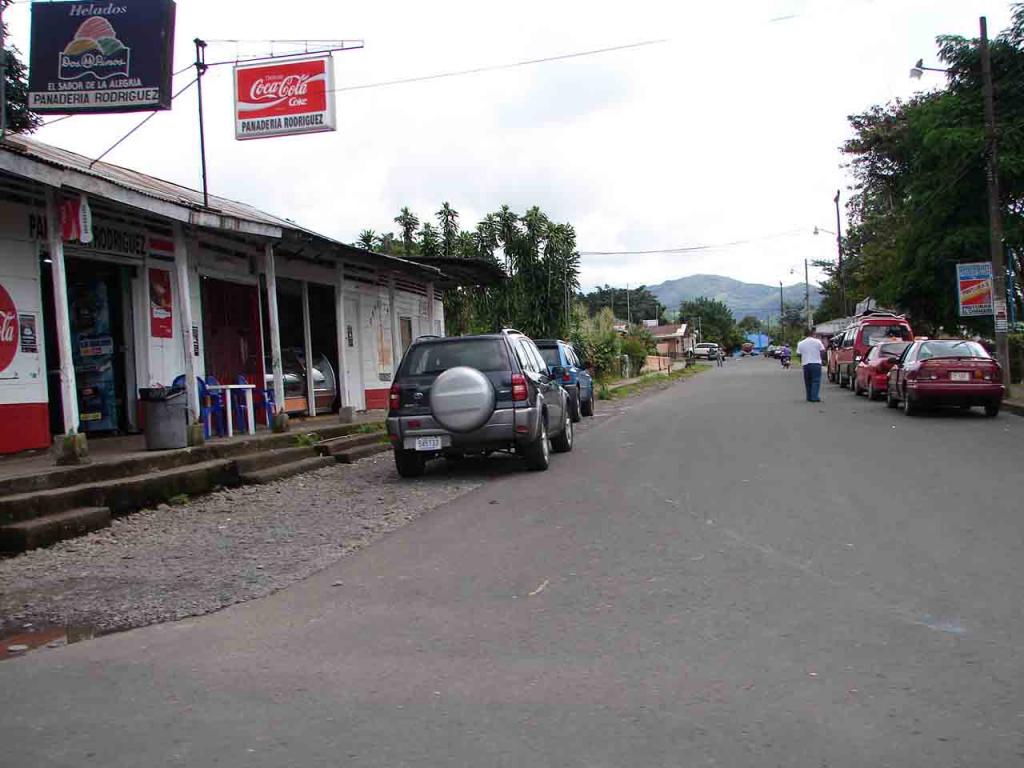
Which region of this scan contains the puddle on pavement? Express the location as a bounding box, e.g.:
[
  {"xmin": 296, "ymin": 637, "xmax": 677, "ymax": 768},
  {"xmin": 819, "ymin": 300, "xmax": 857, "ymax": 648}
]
[{"xmin": 0, "ymin": 623, "xmax": 98, "ymax": 661}]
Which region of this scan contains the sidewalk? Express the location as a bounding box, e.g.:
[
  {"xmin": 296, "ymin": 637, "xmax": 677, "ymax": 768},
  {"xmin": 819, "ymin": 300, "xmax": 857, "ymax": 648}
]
[
  {"xmin": 1005, "ymin": 384, "xmax": 1024, "ymax": 417},
  {"xmin": 0, "ymin": 411, "xmax": 385, "ymax": 485}
]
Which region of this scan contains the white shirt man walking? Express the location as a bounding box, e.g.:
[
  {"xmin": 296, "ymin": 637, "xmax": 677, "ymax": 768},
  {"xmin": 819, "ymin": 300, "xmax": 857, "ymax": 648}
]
[{"xmin": 796, "ymin": 333, "xmax": 826, "ymax": 402}]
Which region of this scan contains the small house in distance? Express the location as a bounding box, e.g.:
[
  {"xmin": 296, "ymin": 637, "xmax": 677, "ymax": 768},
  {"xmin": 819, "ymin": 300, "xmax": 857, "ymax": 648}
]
[{"xmin": 648, "ymin": 323, "xmax": 694, "ymax": 358}]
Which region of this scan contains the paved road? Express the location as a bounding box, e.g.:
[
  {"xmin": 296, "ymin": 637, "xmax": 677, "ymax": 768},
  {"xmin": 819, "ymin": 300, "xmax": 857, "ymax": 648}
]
[{"xmin": 3, "ymin": 359, "xmax": 1023, "ymax": 767}]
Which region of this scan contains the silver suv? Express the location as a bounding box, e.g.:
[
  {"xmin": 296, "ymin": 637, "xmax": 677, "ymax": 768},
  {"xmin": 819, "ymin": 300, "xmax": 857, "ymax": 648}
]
[{"xmin": 386, "ymin": 330, "xmax": 574, "ymax": 477}]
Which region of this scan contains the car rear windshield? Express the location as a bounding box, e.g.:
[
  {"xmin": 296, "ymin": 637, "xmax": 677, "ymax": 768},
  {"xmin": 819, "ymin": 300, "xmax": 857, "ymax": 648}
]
[
  {"xmin": 879, "ymin": 342, "xmax": 910, "ymax": 356},
  {"xmin": 401, "ymin": 339, "xmax": 510, "ymax": 375},
  {"xmin": 918, "ymin": 340, "xmax": 990, "ymax": 360},
  {"xmin": 538, "ymin": 347, "xmax": 561, "ymax": 367},
  {"xmin": 863, "ymin": 324, "xmax": 912, "ymax": 344}
]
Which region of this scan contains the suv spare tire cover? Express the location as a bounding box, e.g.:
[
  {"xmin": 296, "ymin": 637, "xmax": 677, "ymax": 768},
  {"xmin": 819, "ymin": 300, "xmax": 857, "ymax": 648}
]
[{"xmin": 430, "ymin": 366, "xmax": 497, "ymax": 433}]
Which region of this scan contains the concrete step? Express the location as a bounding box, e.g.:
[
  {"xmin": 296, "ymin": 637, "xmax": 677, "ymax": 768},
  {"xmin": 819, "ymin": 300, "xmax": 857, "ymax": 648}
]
[
  {"xmin": 234, "ymin": 445, "xmax": 319, "ymax": 474},
  {"xmin": 0, "ymin": 507, "xmax": 111, "ymax": 553},
  {"xmin": 333, "ymin": 441, "xmax": 391, "ymax": 464},
  {"xmin": 0, "ymin": 421, "xmax": 385, "ymax": 499},
  {"xmin": 0, "ymin": 459, "xmax": 236, "ymax": 524},
  {"xmin": 238, "ymin": 456, "xmax": 336, "ymax": 485},
  {"xmin": 317, "ymin": 432, "xmax": 385, "ymax": 456}
]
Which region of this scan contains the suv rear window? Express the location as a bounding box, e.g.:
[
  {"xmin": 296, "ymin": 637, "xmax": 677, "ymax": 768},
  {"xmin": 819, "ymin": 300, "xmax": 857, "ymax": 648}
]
[
  {"xmin": 879, "ymin": 342, "xmax": 910, "ymax": 357},
  {"xmin": 401, "ymin": 339, "xmax": 510, "ymax": 375},
  {"xmin": 538, "ymin": 346, "xmax": 561, "ymax": 367},
  {"xmin": 862, "ymin": 324, "xmax": 912, "ymax": 345}
]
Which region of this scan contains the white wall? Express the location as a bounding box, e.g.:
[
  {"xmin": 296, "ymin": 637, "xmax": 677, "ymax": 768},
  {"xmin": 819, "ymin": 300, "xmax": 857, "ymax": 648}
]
[{"xmin": 0, "ymin": 206, "xmax": 46, "ymax": 407}]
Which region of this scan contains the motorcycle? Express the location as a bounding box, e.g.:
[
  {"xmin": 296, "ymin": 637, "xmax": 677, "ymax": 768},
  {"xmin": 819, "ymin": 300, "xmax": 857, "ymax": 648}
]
[{"xmin": 780, "ymin": 351, "xmax": 792, "ymax": 369}]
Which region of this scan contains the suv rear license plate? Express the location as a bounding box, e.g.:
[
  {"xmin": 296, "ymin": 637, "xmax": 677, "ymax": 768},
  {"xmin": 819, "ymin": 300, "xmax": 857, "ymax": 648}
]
[
  {"xmin": 415, "ymin": 436, "xmax": 442, "ymax": 451},
  {"xmin": 951, "ymin": 371, "xmax": 970, "ymax": 382}
]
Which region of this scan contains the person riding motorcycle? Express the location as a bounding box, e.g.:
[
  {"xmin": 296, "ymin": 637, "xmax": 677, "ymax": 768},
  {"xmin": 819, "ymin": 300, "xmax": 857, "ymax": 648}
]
[{"xmin": 780, "ymin": 345, "xmax": 792, "ymax": 368}]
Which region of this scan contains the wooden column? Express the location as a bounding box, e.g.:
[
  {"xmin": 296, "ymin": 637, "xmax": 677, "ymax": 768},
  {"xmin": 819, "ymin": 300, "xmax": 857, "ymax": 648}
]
[
  {"xmin": 334, "ymin": 263, "xmax": 349, "ymax": 408},
  {"xmin": 172, "ymin": 222, "xmax": 200, "ymax": 423},
  {"xmin": 388, "ymin": 276, "xmax": 401, "ymax": 378},
  {"xmin": 426, "ymin": 281, "xmax": 435, "ymax": 336},
  {"xmin": 301, "ymin": 280, "xmax": 316, "ymax": 417},
  {"xmin": 44, "ymin": 188, "xmax": 80, "ymax": 435},
  {"xmin": 263, "ymin": 243, "xmax": 286, "ymax": 414}
]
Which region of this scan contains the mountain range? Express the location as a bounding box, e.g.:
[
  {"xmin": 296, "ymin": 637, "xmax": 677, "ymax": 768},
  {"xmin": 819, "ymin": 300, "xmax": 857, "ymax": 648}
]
[{"xmin": 648, "ymin": 274, "xmax": 822, "ymax": 319}]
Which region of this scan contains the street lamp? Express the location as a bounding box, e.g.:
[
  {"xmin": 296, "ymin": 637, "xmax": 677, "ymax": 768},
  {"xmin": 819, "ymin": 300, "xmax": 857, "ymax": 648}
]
[
  {"xmin": 910, "ymin": 18, "xmax": 1011, "ymax": 385},
  {"xmin": 909, "ymin": 58, "xmax": 949, "ymax": 80}
]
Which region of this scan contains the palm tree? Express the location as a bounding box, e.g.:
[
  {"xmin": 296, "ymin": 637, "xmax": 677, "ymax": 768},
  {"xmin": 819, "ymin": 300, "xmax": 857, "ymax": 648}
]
[
  {"xmin": 418, "ymin": 222, "xmax": 440, "ymax": 259},
  {"xmin": 394, "ymin": 207, "xmax": 419, "ymax": 256},
  {"xmin": 357, "ymin": 229, "xmax": 376, "ymax": 251},
  {"xmin": 436, "ymin": 202, "xmax": 460, "ymax": 258},
  {"xmin": 375, "ymin": 232, "xmax": 397, "ymax": 255}
]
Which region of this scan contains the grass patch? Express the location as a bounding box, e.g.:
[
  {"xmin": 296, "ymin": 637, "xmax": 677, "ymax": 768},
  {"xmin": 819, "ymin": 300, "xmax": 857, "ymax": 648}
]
[
  {"xmin": 167, "ymin": 493, "xmax": 189, "ymax": 506},
  {"xmin": 354, "ymin": 422, "xmax": 383, "ymax": 434},
  {"xmin": 599, "ymin": 364, "xmax": 709, "ymax": 400},
  {"xmin": 294, "ymin": 432, "xmax": 321, "ymax": 447}
]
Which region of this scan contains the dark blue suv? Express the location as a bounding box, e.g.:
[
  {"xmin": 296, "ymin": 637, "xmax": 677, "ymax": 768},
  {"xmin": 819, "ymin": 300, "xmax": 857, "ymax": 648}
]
[{"xmin": 535, "ymin": 339, "xmax": 594, "ymax": 422}]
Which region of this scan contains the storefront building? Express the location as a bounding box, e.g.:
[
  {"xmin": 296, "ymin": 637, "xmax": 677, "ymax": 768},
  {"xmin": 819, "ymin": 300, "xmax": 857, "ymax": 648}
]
[{"xmin": 0, "ymin": 136, "xmax": 450, "ymax": 456}]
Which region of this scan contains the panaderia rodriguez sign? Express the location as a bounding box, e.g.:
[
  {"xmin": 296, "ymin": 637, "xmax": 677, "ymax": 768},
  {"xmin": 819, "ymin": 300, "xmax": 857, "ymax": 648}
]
[
  {"xmin": 28, "ymin": 0, "xmax": 176, "ymax": 113},
  {"xmin": 234, "ymin": 55, "xmax": 336, "ymax": 140}
]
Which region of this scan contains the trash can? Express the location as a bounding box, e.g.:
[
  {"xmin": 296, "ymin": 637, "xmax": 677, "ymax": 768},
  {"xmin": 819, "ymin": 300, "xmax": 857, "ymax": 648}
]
[{"xmin": 139, "ymin": 386, "xmax": 188, "ymax": 450}]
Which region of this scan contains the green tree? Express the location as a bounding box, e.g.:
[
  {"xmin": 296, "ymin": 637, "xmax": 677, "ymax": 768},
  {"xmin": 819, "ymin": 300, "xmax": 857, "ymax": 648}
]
[
  {"xmin": 436, "ymin": 202, "xmax": 460, "ymax": 258},
  {"xmin": 2, "ymin": 1, "xmax": 40, "ymax": 135},
  {"xmin": 823, "ymin": 6, "xmax": 1024, "ymax": 331},
  {"xmin": 738, "ymin": 315, "xmax": 762, "ymax": 333},
  {"xmin": 394, "ymin": 207, "xmax": 420, "ymax": 256},
  {"xmin": 418, "ymin": 222, "xmax": 440, "ymax": 259},
  {"xmin": 678, "ymin": 297, "xmax": 741, "ymax": 349},
  {"xmin": 578, "ymin": 285, "xmax": 665, "ymax": 323},
  {"xmin": 356, "ymin": 229, "xmax": 376, "ymax": 251}
]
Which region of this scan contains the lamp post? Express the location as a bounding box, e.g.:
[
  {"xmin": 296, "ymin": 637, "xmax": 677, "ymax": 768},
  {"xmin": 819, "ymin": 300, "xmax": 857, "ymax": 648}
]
[{"xmin": 910, "ymin": 17, "xmax": 1010, "ymax": 385}]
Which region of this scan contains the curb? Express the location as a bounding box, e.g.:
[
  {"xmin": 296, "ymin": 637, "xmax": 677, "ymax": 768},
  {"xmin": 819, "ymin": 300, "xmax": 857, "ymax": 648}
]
[{"xmin": 1004, "ymin": 400, "xmax": 1024, "ymax": 417}]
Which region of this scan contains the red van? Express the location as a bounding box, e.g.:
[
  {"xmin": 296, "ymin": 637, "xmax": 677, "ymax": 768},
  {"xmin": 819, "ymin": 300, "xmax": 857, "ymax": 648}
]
[{"xmin": 834, "ymin": 312, "xmax": 913, "ymax": 389}]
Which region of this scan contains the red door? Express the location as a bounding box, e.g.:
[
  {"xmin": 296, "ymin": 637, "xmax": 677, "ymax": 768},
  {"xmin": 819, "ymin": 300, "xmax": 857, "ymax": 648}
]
[{"xmin": 201, "ymin": 278, "xmax": 264, "ymax": 388}]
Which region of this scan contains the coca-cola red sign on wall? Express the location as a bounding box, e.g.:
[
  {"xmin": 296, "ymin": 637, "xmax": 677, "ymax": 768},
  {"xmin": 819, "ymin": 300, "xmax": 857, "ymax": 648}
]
[
  {"xmin": 0, "ymin": 282, "xmax": 18, "ymax": 374},
  {"xmin": 234, "ymin": 55, "xmax": 336, "ymax": 140}
]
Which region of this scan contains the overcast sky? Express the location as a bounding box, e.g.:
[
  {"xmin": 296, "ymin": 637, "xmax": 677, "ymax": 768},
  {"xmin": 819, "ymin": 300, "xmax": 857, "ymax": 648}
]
[{"xmin": 9, "ymin": 0, "xmax": 1014, "ymax": 290}]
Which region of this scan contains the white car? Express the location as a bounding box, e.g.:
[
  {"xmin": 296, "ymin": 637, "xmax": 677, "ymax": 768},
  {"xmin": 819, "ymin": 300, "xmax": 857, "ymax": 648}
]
[{"xmin": 693, "ymin": 343, "xmax": 720, "ymax": 359}]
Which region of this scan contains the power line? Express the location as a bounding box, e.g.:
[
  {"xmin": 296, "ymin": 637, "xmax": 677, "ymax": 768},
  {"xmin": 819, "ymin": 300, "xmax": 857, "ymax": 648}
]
[
  {"xmin": 578, "ymin": 229, "xmax": 808, "ymax": 256},
  {"xmin": 330, "ymin": 38, "xmax": 667, "ymax": 94},
  {"xmin": 88, "ymin": 77, "xmax": 198, "ymax": 167}
]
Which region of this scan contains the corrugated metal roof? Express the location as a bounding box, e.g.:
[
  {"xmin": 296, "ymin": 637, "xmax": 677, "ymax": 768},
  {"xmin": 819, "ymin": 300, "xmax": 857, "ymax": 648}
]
[
  {"xmin": 0, "ymin": 134, "xmax": 442, "ymax": 279},
  {"xmin": 3, "ymin": 134, "xmax": 302, "ymax": 231}
]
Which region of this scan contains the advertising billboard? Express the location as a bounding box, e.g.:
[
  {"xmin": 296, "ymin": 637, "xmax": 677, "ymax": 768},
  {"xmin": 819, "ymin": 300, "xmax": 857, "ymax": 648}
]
[
  {"xmin": 28, "ymin": 0, "xmax": 176, "ymax": 113},
  {"xmin": 957, "ymin": 262, "xmax": 994, "ymax": 317},
  {"xmin": 234, "ymin": 55, "xmax": 336, "ymax": 140}
]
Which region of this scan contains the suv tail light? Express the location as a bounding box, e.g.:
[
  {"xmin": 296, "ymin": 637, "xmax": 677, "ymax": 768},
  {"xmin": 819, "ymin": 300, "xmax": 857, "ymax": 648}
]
[
  {"xmin": 511, "ymin": 373, "xmax": 529, "ymax": 401},
  {"xmin": 562, "ymin": 370, "xmax": 572, "ymax": 383},
  {"xmin": 389, "ymin": 382, "xmax": 400, "ymax": 409}
]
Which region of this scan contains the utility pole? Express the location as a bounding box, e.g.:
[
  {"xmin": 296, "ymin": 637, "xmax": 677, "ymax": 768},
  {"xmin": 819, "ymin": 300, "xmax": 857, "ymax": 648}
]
[
  {"xmin": 194, "ymin": 39, "xmax": 210, "ymax": 208},
  {"xmin": 804, "ymin": 259, "xmax": 812, "ymax": 332},
  {"xmin": 834, "ymin": 190, "xmax": 845, "ymax": 317},
  {"xmin": 779, "ymin": 281, "xmax": 784, "ymax": 331},
  {"xmin": 626, "ymin": 284, "xmax": 631, "ymax": 325},
  {"xmin": 1, "ymin": 0, "xmax": 7, "ymax": 141},
  {"xmin": 980, "ymin": 16, "xmax": 1011, "ymax": 385}
]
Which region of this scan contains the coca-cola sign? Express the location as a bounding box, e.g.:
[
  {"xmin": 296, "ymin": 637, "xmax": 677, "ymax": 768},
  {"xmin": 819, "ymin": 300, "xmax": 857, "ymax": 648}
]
[
  {"xmin": 0, "ymin": 282, "xmax": 18, "ymax": 374},
  {"xmin": 234, "ymin": 55, "xmax": 336, "ymax": 141}
]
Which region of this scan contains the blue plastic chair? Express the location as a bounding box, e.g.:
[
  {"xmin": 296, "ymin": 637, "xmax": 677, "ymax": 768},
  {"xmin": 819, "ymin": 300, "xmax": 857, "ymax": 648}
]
[
  {"xmin": 172, "ymin": 374, "xmax": 214, "ymax": 439},
  {"xmin": 232, "ymin": 374, "xmax": 253, "ymax": 431},
  {"xmin": 259, "ymin": 380, "xmax": 276, "ymax": 427},
  {"xmin": 205, "ymin": 375, "xmax": 228, "ymax": 437}
]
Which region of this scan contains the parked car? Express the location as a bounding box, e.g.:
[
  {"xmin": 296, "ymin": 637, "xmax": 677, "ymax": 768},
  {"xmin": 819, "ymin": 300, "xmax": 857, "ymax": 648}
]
[
  {"xmin": 886, "ymin": 339, "xmax": 1004, "ymax": 416},
  {"xmin": 694, "ymin": 342, "xmax": 720, "ymax": 359},
  {"xmin": 826, "ymin": 332, "xmax": 845, "ymax": 382},
  {"xmin": 834, "ymin": 313, "xmax": 913, "ymax": 388},
  {"xmin": 765, "ymin": 344, "xmax": 778, "ymax": 359},
  {"xmin": 853, "ymin": 341, "xmax": 911, "ymax": 399},
  {"xmin": 386, "ymin": 329, "xmax": 574, "ymax": 477},
  {"xmin": 535, "ymin": 339, "xmax": 595, "ymax": 421}
]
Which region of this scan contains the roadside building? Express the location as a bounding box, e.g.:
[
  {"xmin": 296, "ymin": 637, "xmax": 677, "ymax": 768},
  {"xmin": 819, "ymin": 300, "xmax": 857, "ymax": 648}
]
[
  {"xmin": 0, "ymin": 135, "xmax": 492, "ymax": 457},
  {"xmin": 648, "ymin": 323, "xmax": 694, "ymax": 358}
]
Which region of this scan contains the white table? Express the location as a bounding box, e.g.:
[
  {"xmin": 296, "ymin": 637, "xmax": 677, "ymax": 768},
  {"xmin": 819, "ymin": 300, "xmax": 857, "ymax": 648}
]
[{"xmin": 206, "ymin": 383, "xmax": 256, "ymax": 437}]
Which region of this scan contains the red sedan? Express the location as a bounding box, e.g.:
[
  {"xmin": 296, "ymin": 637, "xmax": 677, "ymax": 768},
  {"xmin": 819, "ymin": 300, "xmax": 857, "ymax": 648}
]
[
  {"xmin": 853, "ymin": 341, "xmax": 910, "ymax": 400},
  {"xmin": 886, "ymin": 339, "xmax": 1005, "ymax": 416}
]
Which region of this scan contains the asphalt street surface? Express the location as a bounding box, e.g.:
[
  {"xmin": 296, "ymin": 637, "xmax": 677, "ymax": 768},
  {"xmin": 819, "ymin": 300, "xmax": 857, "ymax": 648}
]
[{"xmin": 2, "ymin": 359, "xmax": 1023, "ymax": 767}]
